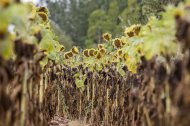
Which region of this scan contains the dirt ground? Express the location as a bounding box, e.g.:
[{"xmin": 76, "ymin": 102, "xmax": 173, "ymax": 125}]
[{"xmin": 49, "ymin": 114, "xmax": 89, "ymax": 126}]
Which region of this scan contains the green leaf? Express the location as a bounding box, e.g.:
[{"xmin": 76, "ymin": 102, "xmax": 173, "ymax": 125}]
[
  {"xmin": 117, "ymin": 64, "xmax": 125, "ymax": 77},
  {"xmin": 75, "ymin": 79, "xmax": 85, "ymax": 88},
  {"xmin": 40, "ymin": 33, "xmax": 53, "ymax": 52},
  {"xmin": 96, "ymin": 63, "xmax": 102, "ymax": 72},
  {"xmin": 0, "ymin": 39, "xmax": 13, "ymax": 60},
  {"xmin": 74, "ymin": 72, "xmax": 86, "ymax": 89},
  {"xmin": 40, "ymin": 57, "xmax": 48, "ymax": 70},
  {"xmin": 47, "ymin": 51, "xmax": 57, "ymax": 61}
]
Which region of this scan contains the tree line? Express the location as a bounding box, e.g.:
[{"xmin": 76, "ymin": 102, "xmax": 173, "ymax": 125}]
[{"xmin": 45, "ymin": 0, "xmax": 183, "ymax": 48}]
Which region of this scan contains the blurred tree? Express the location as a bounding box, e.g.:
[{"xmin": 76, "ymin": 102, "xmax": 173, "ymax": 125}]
[
  {"xmin": 45, "ymin": 0, "xmax": 128, "ymax": 48},
  {"xmin": 85, "ymin": 1, "xmax": 124, "ymax": 47},
  {"xmin": 50, "ymin": 21, "xmax": 74, "ymax": 50},
  {"xmin": 45, "ymin": 0, "xmax": 67, "ymax": 28},
  {"xmin": 46, "ymin": 0, "xmax": 99, "ymax": 47},
  {"xmin": 140, "ymin": 0, "xmax": 165, "ymax": 23},
  {"xmin": 120, "ymin": 0, "xmax": 141, "ymax": 25},
  {"xmin": 117, "ymin": 0, "xmax": 129, "ymax": 11},
  {"xmin": 85, "ymin": 9, "xmax": 111, "ymax": 47},
  {"xmin": 108, "ymin": 1, "xmax": 123, "ymax": 35},
  {"xmin": 139, "ymin": 0, "xmax": 184, "ymax": 23},
  {"xmin": 45, "ymin": 0, "xmax": 183, "ymax": 48}
]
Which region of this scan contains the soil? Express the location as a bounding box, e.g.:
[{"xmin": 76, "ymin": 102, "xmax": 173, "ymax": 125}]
[{"xmin": 49, "ymin": 114, "xmax": 89, "ymax": 126}]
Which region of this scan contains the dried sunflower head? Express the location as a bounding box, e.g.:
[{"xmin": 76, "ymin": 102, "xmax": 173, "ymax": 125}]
[
  {"xmin": 67, "ymin": 51, "xmax": 73, "ymax": 57},
  {"xmin": 89, "ymin": 49, "xmax": 95, "ymax": 56},
  {"xmin": 98, "ymin": 44, "xmax": 104, "ymax": 49},
  {"xmin": 99, "ymin": 48, "xmax": 106, "ymax": 55},
  {"xmin": 124, "ymin": 24, "xmax": 141, "ymax": 37},
  {"xmin": 93, "ymin": 50, "xmax": 98, "ymax": 56},
  {"xmin": 117, "ymin": 49, "xmax": 123, "ymax": 57},
  {"xmin": 83, "ymin": 49, "xmax": 90, "ymax": 57},
  {"xmin": 113, "ymin": 38, "xmax": 122, "ymax": 48},
  {"xmin": 133, "ymin": 24, "xmax": 141, "ymax": 35},
  {"xmin": 37, "ymin": 6, "xmax": 49, "ymax": 15},
  {"xmin": 102, "ymin": 33, "xmax": 112, "ymax": 41},
  {"xmin": 71, "ymin": 46, "xmax": 79, "ymax": 54},
  {"xmin": 37, "ymin": 12, "xmax": 48, "ymax": 22},
  {"xmin": 60, "ymin": 46, "xmax": 65, "ymax": 51},
  {"xmin": 64, "ymin": 53, "xmax": 69, "ymax": 59},
  {"xmin": 0, "ymin": 0, "xmax": 10, "ymax": 7},
  {"xmin": 95, "ymin": 51, "xmax": 102, "ymax": 59}
]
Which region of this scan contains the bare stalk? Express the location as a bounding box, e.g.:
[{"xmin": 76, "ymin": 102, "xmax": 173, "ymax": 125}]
[
  {"xmin": 91, "ymin": 79, "xmax": 95, "ymax": 123},
  {"xmin": 39, "ymin": 74, "xmax": 43, "ymax": 104},
  {"xmin": 21, "ymin": 62, "xmax": 28, "ymax": 126},
  {"xmin": 144, "ymin": 107, "xmax": 152, "ymax": 126}
]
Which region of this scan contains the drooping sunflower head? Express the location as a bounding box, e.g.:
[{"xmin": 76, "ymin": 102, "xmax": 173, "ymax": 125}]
[
  {"xmin": 60, "ymin": 46, "xmax": 65, "ymax": 51},
  {"xmin": 133, "ymin": 24, "xmax": 141, "ymax": 35},
  {"xmin": 98, "ymin": 44, "xmax": 104, "ymax": 49},
  {"xmin": 99, "ymin": 48, "xmax": 106, "ymax": 55},
  {"xmin": 113, "ymin": 38, "xmax": 122, "ymax": 48},
  {"xmin": 117, "ymin": 49, "xmax": 123, "ymax": 57},
  {"xmin": 89, "ymin": 48, "xmax": 95, "ymax": 56},
  {"xmin": 37, "ymin": 6, "xmax": 49, "ymax": 15},
  {"xmin": 93, "ymin": 50, "xmax": 98, "ymax": 56},
  {"xmin": 37, "ymin": 12, "xmax": 48, "ymax": 22},
  {"xmin": 83, "ymin": 49, "xmax": 90, "ymax": 57},
  {"xmin": 102, "ymin": 33, "xmax": 112, "ymax": 41},
  {"xmin": 71, "ymin": 46, "xmax": 79, "ymax": 54},
  {"xmin": 0, "ymin": 0, "xmax": 10, "ymax": 7},
  {"xmin": 124, "ymin": 24, "xmax": 141, "ymax": 37},
  {"xmin": 67, "ymin": 51, "xmax": 73, "ymax": 58},
  {"xmin": 95, "ymin": 51, "xmax": 102, "ymax": 59},
  {"xmin": 64, "ymin": 53, "xmax": 69, "ymax": 59}
]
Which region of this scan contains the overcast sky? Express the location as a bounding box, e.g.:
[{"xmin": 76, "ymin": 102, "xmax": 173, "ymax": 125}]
[{"xmin": 21, "ymin": 0, "xmax": 39, "ymax": 4}]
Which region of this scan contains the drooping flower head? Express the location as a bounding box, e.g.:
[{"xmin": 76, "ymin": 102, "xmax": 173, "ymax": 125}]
[{"xmin": 103, "ymin": 33, "xmax": 112, "ymax": 41}]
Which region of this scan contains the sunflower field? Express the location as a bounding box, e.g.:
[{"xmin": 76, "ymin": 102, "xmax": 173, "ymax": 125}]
[{"xmin": 1, "ymin": 0, "xmax": 190, "ymax": 126}]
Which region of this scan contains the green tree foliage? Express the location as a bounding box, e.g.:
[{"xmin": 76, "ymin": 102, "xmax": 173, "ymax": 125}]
[
  {"xmin": 85, "ymin": 1, "xmax": 123, "ymax": 47},
  {"xmin": 50, "ymin": 21, "xmax": 73, "ymax": 50},
  {"xmin": 46, "ymin": 0, "xmax": 104, "ymax": 47},
  {"xmin": 140, "ymin": 0, "xmax": 184, "ymax": 23},
  {"xmin": 45, "ymin": 0, "xmax": 183, "ymax": 47},
  {"xmin": 85, "ymin": 9, "xmax": 111, "ymax": 47},
  {"xmin": 107, "ymin": 1, "xmax": 122, "ymax": 33},
  {"xmin": 120, "ymin": 0, "xmax": 141, "ymax": 25}
]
